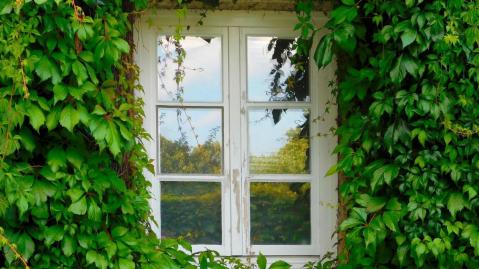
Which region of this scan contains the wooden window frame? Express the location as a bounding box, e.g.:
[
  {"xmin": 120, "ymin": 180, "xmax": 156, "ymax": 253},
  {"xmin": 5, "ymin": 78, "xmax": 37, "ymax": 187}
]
[{"xmin": 135, "ymin": 9, "xmax": 338, "ymax": 262}]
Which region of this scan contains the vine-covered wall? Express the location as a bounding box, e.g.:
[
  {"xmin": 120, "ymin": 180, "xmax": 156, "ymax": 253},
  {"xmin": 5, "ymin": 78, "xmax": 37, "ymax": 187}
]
[
  {"xmin": 2, "ymin": 0, "xmax": 479, "ymax": 268},
  {"xmin": 0, "ymin": 0, "xmax": 182, "ymax": 268},
  {"xmin": 0, "ymin": 1, "xmax": 312, "ymax": 268},
  {"xmin": 311, "ymin": 0, "xmax": 479, "ymax": 267}
]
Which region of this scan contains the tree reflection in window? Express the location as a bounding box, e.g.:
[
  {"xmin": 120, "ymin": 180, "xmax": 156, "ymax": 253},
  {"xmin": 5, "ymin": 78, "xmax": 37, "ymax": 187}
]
[
  {"xmin": 249, "ymin": 109, "xmax": 310, "ymax": 174},
  {"xmin": 159, "ymin": 108, "xmax": 222, "ymax": 174},
  {"xmin": 247, "ymin": 36, "xmax": 309, "ymax": 102},
  {"xmin": 266, "ymin": 38, "xmax": 309, "ymax": 102},
  {"xmin": 248, "ymin": 37, "xmax": 311, "ymax": 173},
  {"xmin": 250, "ymin": 182, "xmax": 311, "ymax": 244},
  {"xmin": 161, "ymin": 181, "xmax": 222, "ymax": 244}
]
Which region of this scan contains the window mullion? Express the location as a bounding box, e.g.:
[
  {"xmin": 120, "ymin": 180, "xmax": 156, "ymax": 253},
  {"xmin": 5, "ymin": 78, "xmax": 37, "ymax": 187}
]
[{"xmin": 228, "ymin": 26, "xmax": 244, "ymax": 256}]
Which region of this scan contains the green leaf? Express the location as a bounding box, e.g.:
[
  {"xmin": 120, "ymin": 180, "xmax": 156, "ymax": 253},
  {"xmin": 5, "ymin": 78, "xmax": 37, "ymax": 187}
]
[
  {"xmin": 341, "ymin": 0, "xmax": 355, "ymax": 5},
  {"xmin": 444, "ymin": 132, "xmax": 453, "ymax": 145},
  {"xmin": 89, "ymin": 118, "xmax": 109, "ymax": 143},
  {"xmin": 47, "ymin": 147, "xmax": 67, "ymax": 172},
  {"xmin": 88, "ymin": 200, "xmax": 102, "ymax": 222},
  {"xmin": 405, "ymin": 0, "xmax": 415, "ymax": 7},
  {"xmin": 383, "ymin": 165, "xmax": 399, "ymax": 184},
  {"xmin": 76, "ymin": 24, "xmax": 94, "ymax": 42},
  {"xmin": 325, "ymin": 164, "xmax": 337, "ymax": 176},
  {"xmin": 363, "ymin": 227, "xmax": 377, "ymax": 248},
  {"xmin": 371, "ymin": 164, "xmax": 399, "ymax": 191},
  {"xmin": 199, "ymin": 254, "xmax": 208, "ymax": 269},
  {"xmin": 66, "ymin": 148, "xmax": 84, "ymax": 169},
  {"xmin": 112, "ymin": 226, "xmax": 128, "ymax": 238},
  {"xmin": 46, "ymin": 38, "xmax": 57, "ymax": 52},
  {"xmin": 334, "ymin": 23, "xmax": 356, "ymax": 53},
  {"xmin": 412, "ymin": 128, "xmax": 427, "ymax": 146},
  {"xmin": 448, "ymin": 192, "xmax": 465, "ymax": 217},
  {"xmin": 27, "ymin": 104, "xmax": 45, "ymax": 131},
  {"xmin": 34, "ymin": 0, "xmax": 48, "ymax": 4},
  {"xmin": 46, "ymin": 107, "xmax": 61, "ymax": 131},
  {"xmin": 357, "ymin": 194, "xmax": 386, "ymax": 212},
  {"xmin": 77, "ymin": 104, "xmax": 91, "ymax": 125},
  {"xmin": 314, "ymin": 35, "xmax": 333, "ymax": 69},
  {"xmin": 339, "ymin": 217, "xmax": 363, "ymax": 231},
  {"xmin": 72, "ymin": 61, "xmax": 88, "ymax": 85},
  {"xmin": 402, "ymin": 56, "xmax": 419, "ymax": 77},
  {"xmin": 62, "ymin": 235, "xmax": 77, "ymax": 257},
  {"xmin": 464, "ymin": 185, "xmax": 478, "ymax": 200},
  {"xmin": 257, "ymin": 253, "xmax": 267, "ymax": 269},
  {"xmin": 330, "ymin": 6, "xmax": 358, "ymax": 24},
  {"xmin": 67, "ymin": 188, "xmax": 84, "ymax": 202},
  {"xmin": 17, "ymin": 233, "xmax": 35, "ymax": 260},
  {"xmin": 397, "ymin": 245, "xmax": 409, "ymax": 267},
  {"xmin": 53, "ymin": 84, "xmax": 68, "ymax": 104},
  {"xmin": 19, "ymin": 128, "xmax": 36, "ymax": 152},
  {"xmin": 0, "ymin": 2, "xmax": 12, "ymax": 15},
  {"xmin": 44, "ymin": 225, "xmax": 64, "ymax": 246},
  {"xmin": 351, "ymin": 207, "xmax": 368, "ymax": 222},
  {"xmin": 383, "ymin": 211, "xmax": 399, "ymax": 232},
  {"xmin": 106, "ymin": 120, "xmax": 121, "ymax": 156},
  {"xmin": 68, "ymin": 196, "xmax": 87, "ymax": 215},
  {"xmin": 60, "ymin": 104, "xmax": 80, "ymax": 132},
  {"xmin": 269, "ymin": 260, "xmax": 291, "ymax": 269},
  {"xmin": 86, "ymin": 250, "xmax": 98, "ymax": 265},
  {"xmin": 178, "ymin": 238, "xmax": 192, "ymax": 252},
  {"xmin": 390, "ymin": 56, "xmax": 406, "ymax": 83},
  {"xmin": 112, "ymin": 38, "xmax": 130, "ymax": 53},
  {"xmin": 79, "ymin": 51, "xmax": 94, "ymax": 63},
  {"xmin": 401, "ymin": 29, "xmax": 417, "ymax": 48},
  {"xmin": 35, "ymin": 56, "xmax": 61, "ymax": 84},
  {"xmin": 92, "ymin": 105, "xmax": 107, "ymax": 115}
]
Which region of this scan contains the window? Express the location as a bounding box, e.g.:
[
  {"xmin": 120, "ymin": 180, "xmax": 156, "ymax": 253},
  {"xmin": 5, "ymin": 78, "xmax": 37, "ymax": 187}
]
[{"xmin": 136, "ymin": 11, "xmax": 337, "ymax": 259}]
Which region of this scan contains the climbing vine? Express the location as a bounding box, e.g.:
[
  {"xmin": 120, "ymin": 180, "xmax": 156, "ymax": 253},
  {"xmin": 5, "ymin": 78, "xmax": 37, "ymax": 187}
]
[
  {"xmin": 4, "ymin": 0, "xmax": 478, "ymax": 268},
  {"xmin": 308, "ymin": 0, "xmax": 479, "ymax": 267},
  {"xmin": 0, "ymin": 0, "xmax": 327, "ymax": 268}
]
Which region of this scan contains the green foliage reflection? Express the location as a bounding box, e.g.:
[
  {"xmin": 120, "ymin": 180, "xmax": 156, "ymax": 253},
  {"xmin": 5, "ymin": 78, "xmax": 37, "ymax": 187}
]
[
  {"xmin": 251, "ymin": 182, "xmax": 311, "ymax": 245},
  {"xmin": 160, "ymin": 136, "xmax": 222, "ymax": 174},
  {"xmin": 161, "ymin": 182, "xmax": 222, "ymax": 244}
]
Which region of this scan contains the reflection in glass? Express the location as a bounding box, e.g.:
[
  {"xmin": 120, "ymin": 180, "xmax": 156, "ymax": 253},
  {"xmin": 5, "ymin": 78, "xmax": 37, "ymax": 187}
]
[
  {"xmin": 159, "ymin": 107, "xmax": 222, "ymax": 174},
  {"xmin": 249, "ymin": 109, "xmax": 310, "ymax": 174},
  {"xmin": 250, "ymin": 182, "xmax": 311, "ymax": 244},
  {"xmin": 161, "ymin": 181, "xmax": 222, "ymax": 244},
  {"xmin": 158, "ymin": 36, "xmax": 222, "ymax": 102},
  {"xmin": 247, "ymin": 36, "xmax": 309, "ymax": 102}
]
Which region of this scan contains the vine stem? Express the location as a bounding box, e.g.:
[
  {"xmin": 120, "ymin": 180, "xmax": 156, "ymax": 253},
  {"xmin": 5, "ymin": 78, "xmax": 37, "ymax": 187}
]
[
  {"xmin": 20, "ymin": 58, "xmax": 29, "ymax": 98},
  {"xmin": 0, "ymin": 86, "xmax": 16, "ymax": 162},
  {"xmin": 71, "ymin": 0, "xmax": 83, "ymax": 22},
  {"xmin": 0, "ymin": 230, "xmax": 30, "ymax": 269}
]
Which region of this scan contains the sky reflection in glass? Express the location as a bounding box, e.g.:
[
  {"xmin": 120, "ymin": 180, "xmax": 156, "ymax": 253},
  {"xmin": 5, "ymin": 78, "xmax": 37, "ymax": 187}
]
[{"xmin": 157, "ymin": 36, "xmax": 222, "ymax": 102}]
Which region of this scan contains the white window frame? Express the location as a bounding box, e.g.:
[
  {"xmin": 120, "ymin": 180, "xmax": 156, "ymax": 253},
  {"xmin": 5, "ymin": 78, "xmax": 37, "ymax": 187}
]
[{"xmin": 135, "ymin": 10, "xmax": 338, "ymax": 263}]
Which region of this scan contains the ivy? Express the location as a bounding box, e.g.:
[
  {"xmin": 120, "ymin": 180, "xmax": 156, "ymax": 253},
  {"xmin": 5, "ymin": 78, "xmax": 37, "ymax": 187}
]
[{"xmin": 302, "ymin": 0, "xmax": 479, "ymax": 267}]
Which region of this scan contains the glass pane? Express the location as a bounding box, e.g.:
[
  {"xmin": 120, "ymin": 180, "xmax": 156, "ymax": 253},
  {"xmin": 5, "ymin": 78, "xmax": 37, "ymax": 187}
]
[
  {"xmin": 161, "ymin": 182, "xmax": 222, "ymax": 244},
  {"xmin": 249, "ymin": 109, "xmax": 309, "ymax": 174},
  {"xmin": 250, "ymin": 182, "xmax": 311, "ymax": 245},
  {"xmin": 159, "ymin": 107, "xmax": 222, "ymax": 174},
  {"xmin": 247, "ymin": 36, "xmax": 309, "ymax": 102},
  {"xmin": 158, "ymin": 36, "xmax": 222, "ymax": 102}
]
